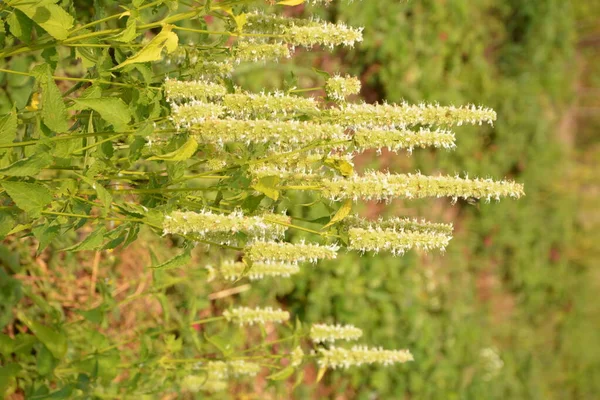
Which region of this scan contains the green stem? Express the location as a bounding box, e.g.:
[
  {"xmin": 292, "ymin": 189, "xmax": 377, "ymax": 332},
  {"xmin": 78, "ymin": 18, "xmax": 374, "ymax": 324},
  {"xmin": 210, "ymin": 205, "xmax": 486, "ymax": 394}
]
[
  {"xmin": 289, "ymin": 86, "xmax": 324, "ymax": 93},
  {"xmin": 0, "ymin": 67, "xmax": 137, "ymax": 88},
  {"xmin": 173, "ymin": 26, "xmax": 286, "ymax": 39}
]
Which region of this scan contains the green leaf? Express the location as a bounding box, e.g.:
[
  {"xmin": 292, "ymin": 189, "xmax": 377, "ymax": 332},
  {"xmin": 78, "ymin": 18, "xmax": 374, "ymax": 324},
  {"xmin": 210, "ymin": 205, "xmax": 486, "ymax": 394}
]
[
  {"xmin": 267, "ymin": 366, "xmax": 295, "ymax": 380},
  {"xmin": 18, "ymin": 313, "xmax": 68, "ymax": 360},
  {"xmin": 0, "ymin": 333, "xmax": 14, "ymax": 358},
  {"xmin": 37, "ymin": 343, "xmax": 58, "ymax": 376},
  {"xmin": 203, "ymin": 333, "xmax": 232, "ymax": 356},
  {"xmin": 32, "ymin": 64, "xmax": 69, "ymax": 133},
  {"xmin": 0, "ymin": 107, "xmax": 17, "ymax": 146},
  {"xmin": 62, "ymin": 225, "xmax": 107, "ymax": 252},
  {"xmin": 0, "ymin": 211, "xmax": 16, "ymax": 240},
  {"xmin": 13, "ymin": 0, "xmax": 74, "ymax": 40},
  {"xmin": 148, "ymin": 137, "xmax": 198, "ymax": 161},
  {"xmin": 6, "ymin": 9, "xmax": 33, "ymax": 44},
  {"xmin": 0, "ymin": 363, "xmax": 20, "ymax": 397},
  {"xmin": 1, "ymin": 181, "xmax": 52, "ymax": 218},
  {"xmin": 114, "ymin": 24, "xmax": 178, "ymax": 69},
  {"xmin": 252, "ymin": 176, "xmax": 280, "ymax": 201},
  {"xmin": 75, "ymin": 174, "xmax": 113, "ymax": 214},
  {"xmin": 71, "ymin": 97, "xmax": 132, "ymax": 131},
  {"xmin": 32, "ymin": 223, "xmax": 61, "ymax": 253},
  {"xmin": 110, "ymin": 17, "xmax": 139, "ymax": 43},
  {"xmin": 322, "ymin": 199, "xmax": 353, "ymax": 229},
  {"xmin": 149, "ymin": 249, "xmax": 191, "ymax": 270},
  {"xmin": 76, "ymin": 305, "xmax": 105, "ymax": 324},
  {"xmin": 0, "ymin": 151, "xmax": 52, "ymax": 176}
]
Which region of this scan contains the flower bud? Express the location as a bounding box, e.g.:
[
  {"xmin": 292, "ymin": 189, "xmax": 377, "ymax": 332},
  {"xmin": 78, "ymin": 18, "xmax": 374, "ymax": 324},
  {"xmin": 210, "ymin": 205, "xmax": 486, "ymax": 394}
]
[
  {"xmin": 353, "ymin": 127, "xmax": 456, "ymax": 153},
  {"xmin": 235, "ymin": 41, "xmax": 291, "ymax": 63},
  {"xmin": 170, "ymin": 101, "xmax": 224, "ymax": 128},
  {"xmin": 318, "ymin": 345, "xmax": 414, "ymax": 369},
  {"xmin": 164, "ymin": 78, "xmax": 227, "ymax": 102},
  {"xmin": 247, "ymin": 241, "xmax": 339, "ymax": 263},
  {"xmin": 219, "ymin": 260, "xmax": 300, "ymax": 281},
  {"xmin": 223, "ymin": 306, "xmax": 290, "ymax": 326},
  {"xmin": 325, "ymin": 75, "xmax": 361, "ymax": 101},
  {"xmin": 291, "ymin": 346, "xmax": 304, "ymax": 367},
  {"xmin": 347, "ymin": 227, "xmax": 451, "ymax": 255},
  {"xmin": 163, "ymin": 210, "xmax": 289, "ymax": 244},
  {"xmin": 223, "ymin": 92, "xmax": 319, "ymax": 119},
  {"xmin": 325, "ymin": 102, "xmax": 497, "ymax": 128},
  {"xmin": 190, "ymin": 119, "xmax": 347, "ymax": 149},
  {"xmin": 321, "ymin": 172, "xmax": 524, "ymax": 202},
  {"xmin": 310, "ymin": 323, "xmax": 363, "ymax": 343},
  {"xmin": 343, "ymin": 215, "xmax": 454, "ymax": 236}
]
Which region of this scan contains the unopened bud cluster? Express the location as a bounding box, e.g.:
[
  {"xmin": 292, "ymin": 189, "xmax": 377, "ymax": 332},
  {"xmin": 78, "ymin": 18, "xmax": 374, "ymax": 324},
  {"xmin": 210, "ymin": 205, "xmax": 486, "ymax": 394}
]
[
  {"xmin": 321, "ymin": 172, "xmax": 524, "ymax": 202},
  {"xmin": 163, "ymin": 210, "xmax": 289, "ymax": 244},
  {"xmin": 318, "ymin": 346, "xmax": 414, "ymax": 369},
  {"xmin": 223, "ymin": 306, "xmax": 290, "ymax": 326},
  {"xmin": 348, "ymin": 227, "xmax": 451, "ymax": 255},
  {"xmin": 170, "ymin": 101, "xmax": 224, "ymax": 127},
  {"xmin": 247, "ymin": 241, "xmax": 339, "ymax": 263},
  {"xmin": 219, "ymin": 260, "xmax": 300, "ymax": 281},
  {"xmin": 244, "ymin": 13, "xmax": 363, "ymax": 49},
  {"xmin": 343, "ymin": 215, "xmax": 454, "ymax": 236},
  {"xmin": 235, "ymin": 41, "xmax": 291, "ymax": 63},
  {"xmin": 310, "ymin": 323, "xmax": 363, "ymax": 343},
  {"xmin": 353, "ymin": 127, "xmax": 456, "ymax": 153},
  {"xmin": 223, "ymin": 92, "xmax": 318, "ymax": 118},
  {"xmin": 184, "ymin": 360, "xmax": 260, "ymax": 393},
  {"xmin": 325, "ymin": 102, "xmax": 497, "ymax": 128},
  {"xmin": 164, "ymin": 78, "xmax": 227, "ymax": 102},
  {"xmin": 325, "ymin": 75, "xmax": 361, "ymax": 101},
  {"xmin": 191, "ymin": 119, "xmax": 347, "ymax": 149}
]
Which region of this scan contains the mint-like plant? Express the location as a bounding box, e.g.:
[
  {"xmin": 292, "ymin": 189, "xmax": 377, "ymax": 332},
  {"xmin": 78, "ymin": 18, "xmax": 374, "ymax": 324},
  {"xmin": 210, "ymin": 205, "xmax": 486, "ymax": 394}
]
[{"xmin": 0, "ymin": 0, "xmax": 523, "ymax": 396}]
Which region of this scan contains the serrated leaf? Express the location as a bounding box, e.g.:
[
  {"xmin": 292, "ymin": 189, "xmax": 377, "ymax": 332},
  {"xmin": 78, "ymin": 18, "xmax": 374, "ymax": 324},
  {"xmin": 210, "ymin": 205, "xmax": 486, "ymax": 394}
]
[
  {"xmin": 75, "ymin": 174, "xmax": 113, "ymax": 214},
  {"xmin": 0, "ymin": 334, "xmax": 15, "ymax": 357},
  {"xmin": 18, "ymin": 313, "xmax": 67, "ymax": 360},
  {"xmin": 277, "ymin": 0, "xmax": 305, "ymax": 5},
  {"xmin": 203, "ymin": 333, "xmax": 232, "ymax": 356},
  {"xmin": 62, "ymin": 226, "xmax": 107, "ymax": 252},
  {"xmin": 0, "ymin": 211, "xmax": 16, "ymax": 239},
  {"xmin": 252, "ymin": 176, "xmax": 280, "ymax": 201},
  {"xmin": 267, "ymin": 366, "xmax": 295, "ymax": 380},
  {"xmin": 71, "ymin": 97, "xmax": 132, "ymax": 131},
  {"xmin": 76, "ymin": 306, "xmax": 105, "ymax": 324},
  {"xmin": 0, "ymin": 151, "xmax": 52, "ymax": 177},
  {"xmin": 32, "ymin": 223, "xmax": 61, "ymax": 254},
  {"xmin": 114, "ymin": 24, "xmax": 178, "ymax": 69},
  {"xmin": 148, "ymin": 137, "xmax": 198, "ymax": 161},
  {"xmin": 0, "ymin": 363, "xmax": 21, "ymax": 397},
  {"xmin": 110, "ymin": 18, "xmax": 138, "ymax": 43},
  {"xmin": 0, "ymin": 108, "xmax": 17, "ymax": 146},
  {"xmin": 6, "ymin": 9, "xmax": 33, "ymax": 44},
  {"xmin": 13, "ymin": 0, "xmax": 74, "ymax": 40},
  {"xmin": 1, "ymin": 181, "xmax": 52, "ymax": 218},
  {"xmin": 322, "ymin": 199, "xmax": 352, "ymax": 229},
  {"xmin": 149, "ymin": 249, "xmax": 191, "ymax": 270},
  {"xmin": 32, "ymin": 64, "xmax": 69, "ymax": 133}
]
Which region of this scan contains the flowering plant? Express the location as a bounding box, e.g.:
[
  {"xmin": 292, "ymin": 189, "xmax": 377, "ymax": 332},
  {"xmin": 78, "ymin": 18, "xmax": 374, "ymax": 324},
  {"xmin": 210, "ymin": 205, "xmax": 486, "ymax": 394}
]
[{"xmin": 0, "ymin": 0, "xmax": 523, "ymax": 396}]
